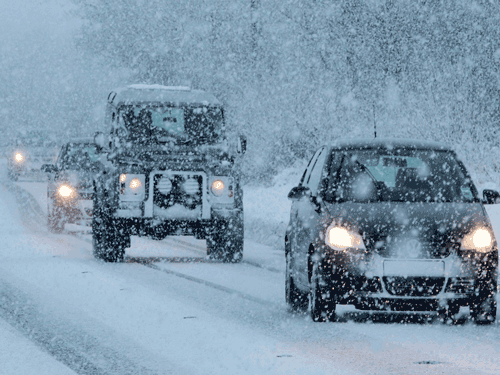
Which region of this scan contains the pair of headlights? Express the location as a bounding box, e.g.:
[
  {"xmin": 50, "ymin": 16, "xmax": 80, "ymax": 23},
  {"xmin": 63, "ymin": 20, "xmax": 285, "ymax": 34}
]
[{"xmin": 326, "ymin": 226, "xmax": 495, "ymax": 253}]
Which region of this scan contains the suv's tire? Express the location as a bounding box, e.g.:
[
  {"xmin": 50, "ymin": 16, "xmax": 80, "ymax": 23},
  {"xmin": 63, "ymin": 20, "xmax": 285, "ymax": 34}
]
[
  {"xmin": 92, "ymin": 204, "xmax": 127, "ymax": 262},
  {"xmin": 47, "ymin": 208, "xmax": 64, "ymax": 234},
  {"xmin": 285, "ymin": 251, "xmax": 308, "ymax": 312},
  {"xmin": 7, "ymin": 170, "xmax": 18, "ymax": 181},
  {"xmin": 471, "ymin": 296, "xmax": 497, "ymax": 325},
  {"xmin": 207, "ymin": 215, "xmax": 243, "ymax": 263},
  {"xmin": 310, "ymin": 263, "xmax": 336, "ymax": 322}
]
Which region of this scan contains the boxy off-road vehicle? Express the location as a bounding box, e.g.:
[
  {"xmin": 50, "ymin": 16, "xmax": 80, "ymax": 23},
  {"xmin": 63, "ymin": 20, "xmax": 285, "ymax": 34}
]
[{"xmin": 92, "ymin": 85, "xmax": 246, "ymax": 262}]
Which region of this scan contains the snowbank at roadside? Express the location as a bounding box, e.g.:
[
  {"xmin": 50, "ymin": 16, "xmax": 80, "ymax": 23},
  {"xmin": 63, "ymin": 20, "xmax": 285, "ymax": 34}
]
[{"xmin": 243, "ymin": 163, "xmax": 306, "ymax": 250}]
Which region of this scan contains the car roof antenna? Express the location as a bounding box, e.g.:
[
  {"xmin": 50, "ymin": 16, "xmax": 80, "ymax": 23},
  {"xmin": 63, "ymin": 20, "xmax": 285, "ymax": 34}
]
[{"xmin": 373, "ymin": 104, "xmax": 377, "ymax": 138}]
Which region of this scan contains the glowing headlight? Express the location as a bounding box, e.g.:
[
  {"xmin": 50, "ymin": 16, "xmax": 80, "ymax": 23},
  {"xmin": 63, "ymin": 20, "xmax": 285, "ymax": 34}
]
[
  {"xmin": 15, "ymin": 153, "xmax": 23, "ymax": 162},
  {"xmin": 129, "ymin": 178, "xmax": 142, "ymax": 190},
  {"xmin": 120, "ymin": 174, "xmax": 127, "ymax": 183},
  {"xmin": 325, "ymin": 226, "xmax": 365, "ymax": 251},
  {"xmin": 461, "ymin": 227, "xmax": 494, "ymax": 253},
  {"xmin": 58, "ymin": 185, "xmax": 74, "ymax": 198},
  {"xmin": 211, "ymin": 180, "xmax": 225, "ymax": 196}
]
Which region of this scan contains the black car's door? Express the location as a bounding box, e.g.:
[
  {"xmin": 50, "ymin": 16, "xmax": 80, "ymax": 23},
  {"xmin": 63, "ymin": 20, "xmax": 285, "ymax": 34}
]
[{"xmin": 291, "ymin": 147, "xmax": 329, "ymax": 288}]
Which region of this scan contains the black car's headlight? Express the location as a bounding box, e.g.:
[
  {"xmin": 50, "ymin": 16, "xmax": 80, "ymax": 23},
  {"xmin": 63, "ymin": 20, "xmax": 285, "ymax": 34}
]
[
  {"xmin": 325, "ymin": 225, "xmax": 365, "ymax": 251},
  {"xmin": 461, "ymin": 227, "xmax": 495, "ymax": 253}
]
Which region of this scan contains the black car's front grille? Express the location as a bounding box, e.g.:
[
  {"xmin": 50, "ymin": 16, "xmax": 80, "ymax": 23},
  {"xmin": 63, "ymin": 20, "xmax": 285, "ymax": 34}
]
[
  {"xmin": 383, "ymin": 277, "xmax": 445, "ymax": 297},
  {"xmin": 365, "ymin": 233, "xmax": 459, "ymax": 259},
  {"xmin": 153, "ymin": 174, "xmax": 203, "ymax": 210}
]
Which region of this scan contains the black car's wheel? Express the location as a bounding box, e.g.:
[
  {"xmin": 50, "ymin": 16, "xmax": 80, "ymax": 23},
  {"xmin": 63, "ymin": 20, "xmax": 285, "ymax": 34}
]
[
  {"xmin": 92, "ymin": 204, "xmax": 127, "ymax": 262},
  {"xmin": 207, "ymin": 214, "xmax": 243, "ymax": 263},
  {"xmin": 310, "ymin": 263, "xmax": 336, "ymax": 322},
  {"xmin": 471, "ymin": 296, "xmax": 497, "ymax": 325},
  {"xmin": 47, "ymin": 208, "xmax": 65, "ymax": 234},
  {"xmin": 285, "ymin": 251, "xmax": 308, "ymax": 312}
]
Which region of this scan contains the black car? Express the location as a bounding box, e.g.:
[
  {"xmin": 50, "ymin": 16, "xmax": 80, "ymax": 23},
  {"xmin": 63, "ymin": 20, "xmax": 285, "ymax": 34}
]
[
  {"xmin": 42, "ymin": 141, "xmax": 98, "ymax": 232},
  {"xmin": 285, "ymin": 139, "xmax": 499, "ymax": 324}
]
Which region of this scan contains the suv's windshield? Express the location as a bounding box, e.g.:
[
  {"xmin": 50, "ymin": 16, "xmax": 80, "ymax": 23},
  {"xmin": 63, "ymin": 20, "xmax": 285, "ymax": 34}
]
[
  {"xmin": 117, "ymin": 104, "xmax": 224, "ymax": 145},
  {"xmin": 329, "ymin": 149, "xmax": 477, "ymax": 203}
]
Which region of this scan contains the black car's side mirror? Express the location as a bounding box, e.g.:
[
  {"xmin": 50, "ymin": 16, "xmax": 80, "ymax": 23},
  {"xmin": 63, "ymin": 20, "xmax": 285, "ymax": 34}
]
[
  {"xmin": 483, "ymin": 189, "xmax": 500, "ymax": 204},
  {"xmin": 41, "ymin": 164, "xmax": 57, "ymax": 173},
  {"xmin": 288, "ymin": 186, "xmax": 311, "ymax": 200},
  {"xmin": 237, "ymin": 135, "xmax": 247, "ymax": 154}
]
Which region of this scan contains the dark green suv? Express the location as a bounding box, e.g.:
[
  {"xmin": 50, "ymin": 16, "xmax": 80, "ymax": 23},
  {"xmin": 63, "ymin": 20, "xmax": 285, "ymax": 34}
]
[{"xmin": 92, "ymin": 85, "xmax": 246, "ymax": 263}]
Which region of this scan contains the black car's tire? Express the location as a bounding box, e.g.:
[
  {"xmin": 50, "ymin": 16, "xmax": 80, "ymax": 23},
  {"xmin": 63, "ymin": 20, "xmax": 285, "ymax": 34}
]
[
  {"xmin": 471, "ymin": 296, "xmax": 497, "ymax": 325},
  {"xmin": 207, "ymin": 215, "xmax": 243, "ymax": 263},
  {"xmin": 285, "ymin": 251, "xmax": 308, "ymax": 312},
  {"xmin": 92, "ymin": 205, "xmax": 127, "ymax": 263},
  {"xmin": 310, "ymin": 263, "xmax": 336, "ymax": 322},
  {"xmin": 47, "ymin": 209, "xmax": 65, "ymax": 234}
]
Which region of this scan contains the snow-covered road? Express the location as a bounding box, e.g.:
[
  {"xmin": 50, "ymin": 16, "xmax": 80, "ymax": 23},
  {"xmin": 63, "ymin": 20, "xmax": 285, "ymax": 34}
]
[{"xmin": 2, "ymin": 168, "xmax": 500, "ymax": 374}]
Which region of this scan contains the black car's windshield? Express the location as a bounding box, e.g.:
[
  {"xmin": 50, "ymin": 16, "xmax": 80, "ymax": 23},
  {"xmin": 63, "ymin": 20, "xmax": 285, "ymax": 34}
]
[
  {"xmin": 117, "ymin": 104, "xmax": 224, "ymax": 145},
  {"xmin": 59, "ymin": 143, "xmax": 99, "ymax": 170},
  {"xmin": 330, "ymin": 149, "xmax": 477, "ymax": 203}
]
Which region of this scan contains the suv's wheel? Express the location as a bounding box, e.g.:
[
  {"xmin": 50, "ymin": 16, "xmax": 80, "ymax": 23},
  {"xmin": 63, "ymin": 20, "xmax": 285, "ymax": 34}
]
[
  {"xmin": 471, "ymin": 296, "xmax": 497, "ymax": 325},
  {"xmin": 310, "ymin": 262, "xmax": 336, "ymax": 322},
  {"xmin": 438, "ymin": 301, "xmax": 460, "ymax": 324},
  {"xmin": 47, "ymin": 207, "xmax": 64, "ymax": 234},
  {"xmin": 285, "ymin": 250, "xmax": 308, "ymax": 312},
  {"xmin": 207, "ymin": 215, "xmax": 243, "ymax": 263},
  {"xmin": 92, "ymin": 204, "xmax": 127, "ymax": 262}
]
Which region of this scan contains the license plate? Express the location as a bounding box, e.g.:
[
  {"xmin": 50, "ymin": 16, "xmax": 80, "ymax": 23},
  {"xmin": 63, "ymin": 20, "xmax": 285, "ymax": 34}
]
[{"xmin": 383, "ymin": 260, "xmax": 445, "ymax": 277}]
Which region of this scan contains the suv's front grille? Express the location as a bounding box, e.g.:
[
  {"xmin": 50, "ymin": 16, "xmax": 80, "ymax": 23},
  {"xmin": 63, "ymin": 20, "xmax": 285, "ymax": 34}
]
[
  {"xmin": 383, "ymin": 277, "xmax": 445, "ymax": 297},
  {"xmin": 153, "ymin": 174, "xmax": 203, "ymax": 210}
]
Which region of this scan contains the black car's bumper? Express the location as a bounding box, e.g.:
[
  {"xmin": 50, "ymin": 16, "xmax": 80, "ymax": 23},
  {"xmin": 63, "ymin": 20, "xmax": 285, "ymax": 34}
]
[{"xmin": 317, "ymin": 246, "xmax": 497, "ymax": 311}]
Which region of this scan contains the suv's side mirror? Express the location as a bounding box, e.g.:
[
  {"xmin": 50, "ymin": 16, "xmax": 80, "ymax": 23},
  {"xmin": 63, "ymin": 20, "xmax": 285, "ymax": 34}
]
[
  {"xmin": 483, "ymin": 189, "xmax": 500, "ymax": 204},
  {"xmin": 237, "ymin": 135, "xmax": 247, "ymax": 154},
  {"xmin": 288, "ymin": 186, "xmax": 311, "ymax": 200},
  {"xmin": 41, "ymin": 164, "xmax": 57, "ymax": 173},
  {"xmin": 94, "ymin": 131, "xmax": 107, "ymax": 152}
]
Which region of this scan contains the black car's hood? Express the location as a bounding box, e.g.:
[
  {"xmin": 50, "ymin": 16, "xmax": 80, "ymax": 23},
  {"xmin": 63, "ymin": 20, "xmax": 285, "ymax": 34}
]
[{"xmin": 324, "ymin": 202, "xmax": 490, "ymax": 258}]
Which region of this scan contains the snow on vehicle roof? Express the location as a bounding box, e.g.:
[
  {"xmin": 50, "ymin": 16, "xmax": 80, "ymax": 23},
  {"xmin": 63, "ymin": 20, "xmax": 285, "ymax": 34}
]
[
  {"xmin": 109, "ymin": 84, "xmax": 222, "ymax": 106},
  {"xmin": 331, "ymin": 138, "xmax": 452, "ymax": 152}
]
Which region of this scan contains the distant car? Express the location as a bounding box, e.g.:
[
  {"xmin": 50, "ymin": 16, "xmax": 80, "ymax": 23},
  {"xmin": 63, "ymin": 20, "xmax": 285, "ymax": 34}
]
[
  {"xmin": 285, "ymin": 139, "xmax": 499, "ymax": 324},
  {"xmin": 7, "ymin": 133, "xmax": 59, "ymax": 181},
  {"xmin": 42, "ymin": 141, "xmax": 99, "ymax": 233}
]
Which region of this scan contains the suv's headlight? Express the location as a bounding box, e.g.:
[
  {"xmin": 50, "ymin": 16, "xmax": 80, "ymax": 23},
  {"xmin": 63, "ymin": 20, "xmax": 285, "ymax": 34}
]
[
  {"xmin": 461, "ymin": 227, "xmax": 495, "ymax": 253},
  {"xmin": 325, "ymin": 225, "xmax": 365, "ymax": 251},
  {"xmin": 119, "ymin": 174, "xmax": 145, "ymax": 201},
  {"xmin": 210, "ymin": 177, "xmax": 234, "ymax": 198},
  {"xmin": 14, "ymin": 153, "xmax": 24, "ymax": 162}
]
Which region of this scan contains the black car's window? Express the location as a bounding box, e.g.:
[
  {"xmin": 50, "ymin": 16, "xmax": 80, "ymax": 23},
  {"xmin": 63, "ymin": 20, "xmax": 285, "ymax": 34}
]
[
  {"xmin": 300, "ymin": 148, "xmax": 322, "ymax": 186},
  {"xmin": 306, "ymin": 148, "xmax": 328, "ymax": 195},
  {"xmin": 326, "ymin": 149, "xmax": 477, "ymax": 203}
]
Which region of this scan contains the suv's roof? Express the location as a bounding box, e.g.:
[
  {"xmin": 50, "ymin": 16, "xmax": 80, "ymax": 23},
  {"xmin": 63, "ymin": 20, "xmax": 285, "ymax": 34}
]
[
  {"xmin": 330, "ymin": 138, "xmax": 452, "ymax": 152},
  {"xmin": 108, "ymin": 84, "xmax": 222, "ymax": 106}
]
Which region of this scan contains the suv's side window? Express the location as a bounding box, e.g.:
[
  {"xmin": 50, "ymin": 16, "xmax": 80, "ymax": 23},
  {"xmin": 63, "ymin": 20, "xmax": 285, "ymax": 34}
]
[{"xmin": 305, "ymin": 148, "xmax": 328, "ymax": 196}]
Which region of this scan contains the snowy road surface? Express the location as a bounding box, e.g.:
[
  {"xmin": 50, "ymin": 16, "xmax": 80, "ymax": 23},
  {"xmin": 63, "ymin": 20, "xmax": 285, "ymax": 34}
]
[{"xmin": 2, "ymin": 168, "xmax": 500, "ymax": 374}]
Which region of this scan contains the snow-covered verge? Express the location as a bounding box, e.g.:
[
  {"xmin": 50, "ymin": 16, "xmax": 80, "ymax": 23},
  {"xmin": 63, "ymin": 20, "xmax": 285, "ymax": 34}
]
[{"xmin": 243, "ymin": 164, "xmax": 305, "ymax": 250}]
